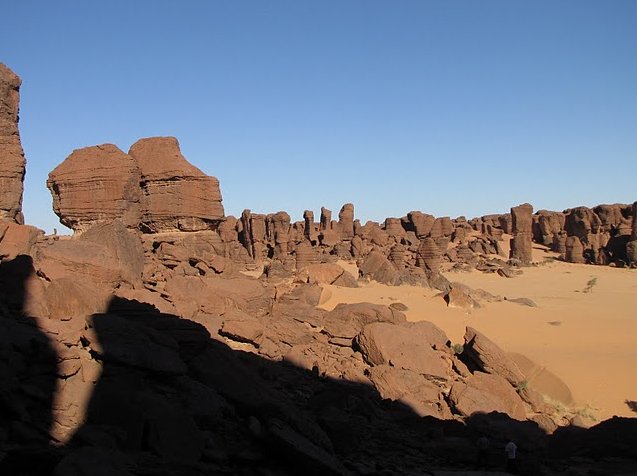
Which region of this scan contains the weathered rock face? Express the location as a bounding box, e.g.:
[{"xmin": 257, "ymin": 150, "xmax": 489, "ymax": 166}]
[
  {"xmin": 407, "ymin": 211, "xmax": 435, "ymax": 239},
  {"xmin": 416, "ymin": 237, "xmax": 441, "ymax": 273},
  {"xmin": 47, "ymin": 137, "xmax": 224, "ymax": 234},
  {"xmin": 128, "ymin": 137, "xmax": 224, "ymax": 233},
  {"xmin": 266, "ymin": 211, "xmax": 291, "ymax": 257},
  {"xmin": 510, "ymin": 203, "xmax": 533, "ymax": 264},
  {"xmin": 47, "ymin": 144, "xmax": 142, "ymax": 233},
  {"xmin": 534, "ymin": 211, "xmax": 566, "ymax": 247},
  {"xmin": 338, "ymin": 203, "xmax": 355, "ymax": 240},
  {"xmin": 0, "ymin": 64, "xmax": 26, "ymax": 223}
]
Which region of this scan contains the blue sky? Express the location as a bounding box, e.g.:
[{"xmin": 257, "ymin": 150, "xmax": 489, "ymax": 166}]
[{"xmin": 1, "ymin": 1, "xmax": 636, "ymax": 233}]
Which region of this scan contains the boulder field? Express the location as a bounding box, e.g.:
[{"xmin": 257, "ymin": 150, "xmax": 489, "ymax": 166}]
[{"xmin": 2, "ymin": 62, "xmax": 637, "ymax": 475}]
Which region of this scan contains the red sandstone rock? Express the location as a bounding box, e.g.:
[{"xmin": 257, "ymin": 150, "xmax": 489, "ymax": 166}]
[
  {"xmin": 294, "ymin": 240, "xmax": 318, "ymax": 270},
  {"xmin": 449, "ymin": 371, "xmax": 526, "ymax": 420},
  {"xmin": 356, "ymin": 322, "xmax": 449, "ymax": 380},
  {"xmin": 358, "ymin": 250, "xmax": 400, "ymax": 285},
  {"xmin": 338, "ymin": 203, "xmax": 355, "ymax": 240},
  {"xmin": 0, "ymin": 64, "xmax": 26, "ymax": 223},
  {"xmin": 267, "ymin": 211, "xmax": 291, "ymax": 257},
  {"xmin": 367, "ymin": 365, "xmax": 451, "ymax": 418},
  {"xmin": 128, "ymin": 137, "xmax": 224, "ymax": 232},
  {"xmin": 0, "ymin": 222, "xmax": 42, "ymax": 260},
  {"xmin": 383, "ymin": 218, "xmax": 404, "ymax": 240},
  {"xmin": 47, "ymin": 144, "xmax": 142, "ymax": 232},
  {"xmin": 509, "ymin": 203, "xmax": 533, "ymax": 264},
  {"xmin": 462, "ymin": 327, "xmax": 524, "ymax": 385},
  {"xmin": 416, "ymin": 237, "xmax": 441, "ymax": 273},
  {"xmin": 565, "ymin": 236, "xmax": 586, "ymax": 263},
  {"xmin": 322, "ymin": 302, "xmax": 406, "ymax": 341},
  {"xmin": 407, "ymin": 211, "xmax": 435, "ymax": 238}
]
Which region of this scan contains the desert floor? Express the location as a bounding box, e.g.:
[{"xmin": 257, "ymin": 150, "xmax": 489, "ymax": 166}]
[{"xmin": 320, "ymin": 247, "xmax": 637, "ymax": 422}]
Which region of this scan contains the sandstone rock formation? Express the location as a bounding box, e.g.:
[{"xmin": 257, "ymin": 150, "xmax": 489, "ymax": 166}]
[
  {"xmin": 47, "ymin": 137, "xmax": 224, "ymax": 234},
  {"xmin": 6, "ymin": 69, "xmax": 637, "ymax": 476},
  {"xmin": 129, "ymin": 137, "xmax": 224, "ymax": 232},
  {"xmin": 0, "ymin": 64, "xmax": 26, "ymax": 223},
  {"xmin": 338, "ymin": 203, "xmax": 355, "ymax": 240},
  {"xmin": 47, "ymin": 144, "xmax": 142, "ymax": 232},
  {"xmin": 510, "ymin": 203, "xmax": 533, "ymax": 264}
]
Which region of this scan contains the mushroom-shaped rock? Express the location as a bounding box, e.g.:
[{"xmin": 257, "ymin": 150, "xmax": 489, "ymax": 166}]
[
  {"xmin": 128, "ymin": 137, "xmax": 224, "ymax": 232},
  {"xmin": 47, "ymin": 144, "xmax": 142, "ymax": 233}
]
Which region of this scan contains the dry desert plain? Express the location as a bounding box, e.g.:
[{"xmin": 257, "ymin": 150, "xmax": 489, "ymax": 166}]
[{"xmin": 319, "ymin": 238, "xmax": 637, "ymax": 422}]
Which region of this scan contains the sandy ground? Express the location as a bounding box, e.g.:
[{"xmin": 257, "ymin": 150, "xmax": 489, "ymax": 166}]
[{"xmin": 320, "ymin": 248, "xmax": 637, "ymax": 421}]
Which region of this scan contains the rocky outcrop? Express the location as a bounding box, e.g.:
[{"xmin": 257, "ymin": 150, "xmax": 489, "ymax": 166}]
[
  {"xmin": 0, "ymin": 64, "xmax": 26, "ymax": 223},
  {"xmin": 416, "ymin": 237, "xmax": 441, "ymax": 273},
  {"xmin": 47, "ymin": 144, "xmax": 143, "ymax": 233},
  {"xmin": 128, "ymin": 137, "xmax": 224, "ymax": 232},
  {"xmin": 510, "ymin": 203, "xmax": 533, "ymax": 264},
  {"xmin": 337, "ymin": 203, "xmax": 355, "ymax": 240},
  {"xmin": 47, "ymin": 137, "xmax": 224, "ymax": 234}
]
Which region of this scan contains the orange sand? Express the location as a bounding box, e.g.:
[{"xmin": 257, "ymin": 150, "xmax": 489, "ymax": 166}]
[{"xmin": 321, "ymin": 251, "xmax": 637, "ymax": 421}]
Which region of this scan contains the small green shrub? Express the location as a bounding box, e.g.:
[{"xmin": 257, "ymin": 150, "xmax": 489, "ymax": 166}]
[{"xmin": 451, "ymin": 343, "xmax": 464, "ymax": 355}]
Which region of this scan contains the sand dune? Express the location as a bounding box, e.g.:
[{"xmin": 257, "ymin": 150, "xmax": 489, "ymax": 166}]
[{"xmin": 321, "ymin": 252, "xmax": 637, "ymax": 421}]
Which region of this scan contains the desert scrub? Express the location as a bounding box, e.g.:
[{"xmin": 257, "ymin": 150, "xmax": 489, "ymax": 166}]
[
  {"xmin": 582, "ymin": 276, "xmax": 598, "ymax": 293},
  {"xmin": 515, "ymin": 379, "xmax": 529, "ymax": 392},
  {"xmin": 451, "ymin": 343, "xmax": 464, "ymax": 355}
]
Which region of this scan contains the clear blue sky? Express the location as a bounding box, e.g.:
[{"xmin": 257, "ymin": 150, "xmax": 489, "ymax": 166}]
[{"xmin": 2, "ymin": 1, "xmax": 636, "ymax": 234}]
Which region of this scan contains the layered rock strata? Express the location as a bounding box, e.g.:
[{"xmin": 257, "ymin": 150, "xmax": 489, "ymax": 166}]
[
  {"xmin": 47, "ymin": 137, "xmax": 224, "ymax": 234},
  {"xmin": 0, "ymin": 64, "xmax": 26, "ymax": 223},
  {"xmin": 510, "ymin": 203, "xmax": 533, "ymax": 264},
  {"xmin": 129, "ymin": 137, "xmax": 224, "ymax": 232}
]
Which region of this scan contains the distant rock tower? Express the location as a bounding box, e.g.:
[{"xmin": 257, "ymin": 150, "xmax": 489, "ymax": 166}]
[{"xmin": 509, "ymin": 203, "xmax": 533, "ymax": 264}]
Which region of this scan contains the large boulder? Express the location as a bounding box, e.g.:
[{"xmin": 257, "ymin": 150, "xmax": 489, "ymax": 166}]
[
  {"xmin": 355, "ymin": 322, "xmax": 449, "ymax": 380},
  {"xmin": 449, "ymin": 371, "xmax": 526, "ymax": 420},
  {"xmin": 47, "ymin": 144, "xmax": 142, "ymax": 233},
  {"xmin": 33, "ymin": 221, "xmax": 144, "ymax": 289},
  {"xmin": 367, "ymin": 365, "xmax": 450, "ymax": 418},
  {"xmin": 461, "ymin": 327, "xmax": 524, "ymax": 385},
  {"xmin": 0, "ymin": 63, "xmax": 26, "ymax": 223},
  {"xmin": 322, "ymin": 302, "xmax": 406, "ymax": 341},
  {"xmin": 358, "ymin": 250, "xmax": 400, "ymax": 285},
  {"xmin": 128, "ymin": 137, "xmax": 224, "ymax": 232},
  {"xmin": 0, "ymin": 222, "xmax": 43, "ymax": 260}
]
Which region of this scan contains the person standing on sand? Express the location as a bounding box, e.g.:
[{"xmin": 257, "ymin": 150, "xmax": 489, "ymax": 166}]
[{"xmin": 505, "ymin": 440, "xmax": 518, "ymax": 474}]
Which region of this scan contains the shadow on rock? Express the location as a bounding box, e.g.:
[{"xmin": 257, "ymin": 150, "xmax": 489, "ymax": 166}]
[{"xmin": 0, "ymin": 255, "xmax": 60, "ymax": 474}]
